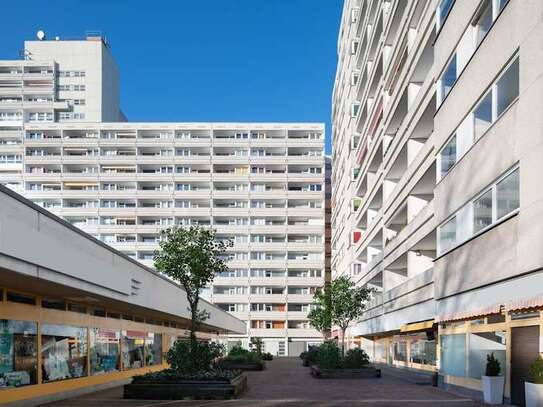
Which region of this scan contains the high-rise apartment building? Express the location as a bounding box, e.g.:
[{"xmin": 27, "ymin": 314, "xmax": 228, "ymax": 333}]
[
  {"xmin": 0, "ymin": 33, "xmax": 325, "ymax": 356},
  {"xmin": 332, "ymin": 0, "xmax": 543, "ymax": 404}
]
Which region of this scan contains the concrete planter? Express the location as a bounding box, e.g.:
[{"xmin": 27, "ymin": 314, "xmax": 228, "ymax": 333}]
[
  {"xmin": 525, "ymin": 382, "xmax": 543, "ymax": 407},
  {"xmin": 219, "ymin": 360, "xmax": 265, "ymax": 371},
  {"xmin": 311, "ymin": 365, "xmax": 381, "ymax": 379},
  {"xmin": 124, "ymin": 373, "xmax": 247, "ymax": 400},
  {"xmin": 482, "ymin": 376, "xmax": 504, "ymax": 404}
]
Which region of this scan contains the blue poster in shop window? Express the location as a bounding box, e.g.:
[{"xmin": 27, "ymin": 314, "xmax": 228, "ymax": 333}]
[{"xmin": 0, "ymin": 333, "xmax": 13, "ymax": 374}]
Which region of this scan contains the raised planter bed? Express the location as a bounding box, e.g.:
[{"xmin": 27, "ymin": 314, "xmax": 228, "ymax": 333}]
[
  {"xmin": 124, "ymin": 373, "xmax": 247, "ymax": 400},
  {"xmin": 218, "ymin": 360, "xmax": 265, "ymax": 371},
  {"xmin": 310, "ymin": 365, "xmax": 381, "ymax": 379}
]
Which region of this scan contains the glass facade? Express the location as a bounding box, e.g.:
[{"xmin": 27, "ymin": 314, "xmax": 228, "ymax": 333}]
[
  {"xmin": 145, "ymin": 333, "xmax": 163, "ymax": 366},
  {"xmin": 122, "ymin": 331, "xmax": 146, "ymax": 369},
  {"xmin": 468, "ymin": 331, "xmax": 506, "ymax": 379},
  {"xmin": 441, "ymin": 334, "xmax": 466, "ymax": 377},
  {"xmin": 41, "ymin": 324, "xmax": 87, "ymax": 382},
  {"xmin": 0, "ymin": 320, "xmax": 37, "ymax": 389},
  {"xmin": 90, "ymin": 328, "xmax": 120, "ymax": 375},
  {"xmin": 409, "ymin": 334, "xmax": 436, "ymax": 366}
]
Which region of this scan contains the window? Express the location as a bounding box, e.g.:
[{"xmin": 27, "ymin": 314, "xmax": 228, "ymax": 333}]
[
  {"xmin": 90, "ymin": 329, "xmax": 120, "ymax": 375},
  {"xmin": 440, "ymin": 54, "xmax": 457, "ymax": 103},
  {"xmin": 145, "ymin": 334, "xmax": 162, "ymax": 366},
  {"xmin": 436, "ymin": 0, "xmax": 455, "ymax": 30},
  {"xmin": 473, "ymin": 189, "xmax": 493, "ymax": 233},
  {"xmin": 393, "ymin": 341, "xmax": 407, "ymax": 362},
  {"xmin": 41, "ymin": 324, "xmax": 87, "ymax": 382},
  {"xmin": 440, "ymin": 136, "xmax": 457, "ymax": 176},
  {"xmin": 122, "ymin": 331, "xmax": 145, "ymax": 369},
  {"xmin": 0, "ymin": 320, "xmax": 38, "ymax": 388},
  {"xmin": 496, "ymin": 168, "xmax": 519, "ymax": 219},
  {"xmin": 439, "ymin": 216, "xmax": 457, "ymax": 253},
  {"xmin": 473, "ymin": 0, "xmax": 492, "ymax": 45},
  {"xmin": 468, "ymin": 331, "xmax": 506, "ymax": 379},
  {"xmin": 350, "ymin": 39, "xmax": 359, "ymax": 55},
  {"xmin": 440, "ymin": 334, "xmax": 465, "ymax": 377},
  {"xmin": 496, "ymin": 58, "xmax": 519, "ymax": 117},
  {"xmin": 6, "ymin": 291, "xmax": 35, "ymax": 305},
  {"xmin": 473, "ymin": 91, "xmax": 492, "ymax": 140}
]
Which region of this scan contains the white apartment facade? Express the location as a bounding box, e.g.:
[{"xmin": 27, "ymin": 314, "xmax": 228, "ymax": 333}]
[
  {"xmin": 0, "ymin": 34, "xmax": 326, "ymax": 357},
  {"xmin": 333, "ymin": 0, "xmax": 543, "ymax": 404}
]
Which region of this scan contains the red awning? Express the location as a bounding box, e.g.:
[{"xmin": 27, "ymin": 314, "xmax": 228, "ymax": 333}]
[
  {"xmin": 436, "ymin": 303, "xmax": 502, "ymax": 323},
  {"xmin": 505, "ymin": 295, "xmax": 543, "ymax": 312}
]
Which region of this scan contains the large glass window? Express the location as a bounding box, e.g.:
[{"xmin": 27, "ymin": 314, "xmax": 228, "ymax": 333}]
[
  {"xmin": 473, "ymin": 189, "xmax": 493, "ymax": 233},
  {"xmin": 440, "ymin": 136, "xmax": 457, "ymax": 176},
  {"xmin": 0, "ymin": 320, "xmax": 37, "ymax": 389},
  {"xmin": 473, "ymin": 91, "xmax": 492, "ymax": 140},
  {"xmin": 497, "ymin": 168, "xmax": 519, "ymax": 219},
  {"xmin": 90, "ymin": 328, "xmax": 120, "ymax": 375},
  {"xmin": 441, "ymin": 334, "xmax": 466, "ymax": 377},
  {"xmin": 393, "ymin": 340, "xmax": 407, "ymax": 362},
  {"xmin": 122, "ymin": 331, "xmax": 146, "ymax": 369},
  {"xmin": 468, "ymin": 331, "xmax": 506, "ymax": 379},
  {"xmin": 41, "ymin": 324, "xmax": 87, "ymax": 382},
  {"xmin": 145, "ymin": 333, "xmax": 163, "ymax": 366},
  {"xmin": 497, "ymin": 59, "xmax": 519, "ymax": 117},
  {"xmin": 409, "ymin": 334, "xmax": 436, "ymax": 366},
  {"xmin": 440, "ymin": 55, "xmax": 457, "ymax": 102},
  {"xmin": 439, "ymin": 216, "xmax": 457, "ymax": 253}
]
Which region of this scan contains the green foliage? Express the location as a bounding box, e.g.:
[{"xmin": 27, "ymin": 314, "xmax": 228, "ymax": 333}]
[
  {"xmin": 154, "ymin": 226, "xmax": 231, "ymax": 362},
  {"xmin": 316, "ymin": 341, "xmax": 343, "ymax": 369},
  {"xmin": 223, "ymin": 345, "xmax": 262, "ymax": 364},
  {"xmin": 485, "ymin": 353, "xmax": 501, "ymax": 377},
  {"xmin": 344, "ymin": 348, "xmax": 370, "ymax": 369},
  {"xmin": 251, "ymin": 337, "xmax": 263, "ymax": 354},
  {"xmin": 228, "ymin": 345, "xmax": 249, "ymax": 357},
  {"xmin": 132, "ymin": 368, "xmax": 240, "ymax": 383},
  {"xmin": 308, "ymin": 276, "xmax": 374, "ymax": 355},
  {"xmin": 261, "ymin": 352, "xmax": 274, "ymax": 361},
  {"xmin": 167, "ymin": 340, "xmax": 224, "ymax": 373},
  {"xmin": 530, "ymin": 356, "xmax": 543, "ymax": 384}
]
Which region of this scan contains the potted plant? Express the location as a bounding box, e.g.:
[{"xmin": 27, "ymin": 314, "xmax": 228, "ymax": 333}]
[
  {"xmin": 482, "ymin": 353, "xmax": 504, "ymax": 404},
  {"xmin": 526, "ymin": 356, "xmax": 543, "ymax": 407}
]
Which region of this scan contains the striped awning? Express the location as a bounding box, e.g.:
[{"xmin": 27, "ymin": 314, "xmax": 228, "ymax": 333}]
[
  {"xmin": 435, "ymin": 303, "xmax": 502, "ymax": 323},
  {"xmin": 505, "ymin": 295, "xmax": 543, "ymax": 312}
]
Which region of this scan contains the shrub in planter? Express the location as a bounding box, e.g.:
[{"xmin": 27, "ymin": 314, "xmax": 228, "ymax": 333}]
[
  {"xmin": 316, "ymin": 341, "xmax": 343, "ymax": 369},
  {"xmin": 167, "ymin": 340, "xmax": 224, "ymax": 373},
  {"xmin": 526, "ymin": 356, "xmax": 543, "ymax": 407},
  {"xmin": 482, "ymin": 353, "xmax": 504, "ymax": 405},
  {"xmin": 132, "ymin": 368, "xmax": 241, "ymax": 383},
  {"xmin": 261, "ymin": 352, "xmax": 274, "ymax": 361},
  {"xmin": 344, "ymin": 348, "xmax": 370, "ymax": 369}
]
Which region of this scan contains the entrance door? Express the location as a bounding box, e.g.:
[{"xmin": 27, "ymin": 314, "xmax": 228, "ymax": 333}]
[{"xmin": 511, "ymin": 325, "xmax": 540, "ymax": 406}]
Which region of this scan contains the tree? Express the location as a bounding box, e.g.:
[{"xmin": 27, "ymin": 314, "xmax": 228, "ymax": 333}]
[
  {"xmin": 308, "ymin": 276, "xmax": 373, "ymax": 355},
  {"xmin": 154, "ymin": 226, "xmax": 231, "ymax": 357}
]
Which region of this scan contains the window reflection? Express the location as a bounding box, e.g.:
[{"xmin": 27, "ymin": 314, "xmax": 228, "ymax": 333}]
[
  {"xmin": 0, "ymin": 320, "xmax": 37, "ymax": 389},
  {"xmin": 90, "ymin": 328, "xmax": 120, "ymax": 375},
  {"xmin": 145, "ymin": 333, "xmax": 162, "ymax": 366},
  {"xmin": 41, "ymin": 324, "xmax": 87, "ymax": 382},
  {"xmin": 122, "ymin": 331, "xmax": 145, "ymax": 369}
]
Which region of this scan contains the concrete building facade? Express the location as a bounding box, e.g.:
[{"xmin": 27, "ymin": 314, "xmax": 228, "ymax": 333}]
[
  {"xmin": 332, "ymin": 0, "xmax": 543, "ymax": 404},
  {"xmin": 0, "ymin": 34, "xmax": 326, "ymax": 357}
]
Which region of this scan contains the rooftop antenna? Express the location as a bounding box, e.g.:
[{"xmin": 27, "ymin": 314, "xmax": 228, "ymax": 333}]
[{"xmin": 36, "ymin": 30, "xmax": 45, "ymax": 40}]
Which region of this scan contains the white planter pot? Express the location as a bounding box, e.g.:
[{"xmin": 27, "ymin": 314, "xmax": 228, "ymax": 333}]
[
  {"xmin": 482, "ymin": 375, "xmax": 504, "ymax": 405},
  {"xmin": 525, "ymin": 382, "xmax": 543, "ymax": 407}
]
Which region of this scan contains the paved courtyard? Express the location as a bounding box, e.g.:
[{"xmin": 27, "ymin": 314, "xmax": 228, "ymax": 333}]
[{"xmin": 44, "ymin": 358, "xmax": 483, "ymax": 407}]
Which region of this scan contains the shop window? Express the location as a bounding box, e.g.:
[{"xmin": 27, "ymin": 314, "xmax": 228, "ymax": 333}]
[
  {"xmin": 0, "ymin": 320, "xmax": 37, "ymax": 388},
  {"xmin": 409, "ymin": 335, "xmax": 436, "ymax": 366},
  {"xmin": 67, "ymin": 303, "xmax": 86, "ymax": 314},
  {"xmin": 122, "ymin": 331, "xmax": 146, "ymax": 369},
  {"xmin": 468, "ymin": 331, "xmax": 506, "ymax": 379},
  {"xmin": 6, "ymin": 291, "xmax": 36, "ymax": 306},
  {"xmin": 90, "ymin": 328, "xmax": 120, "ymax": 375},
  {"xmin": 440, "ymin": 334, "xmax": 466, "ymax": 377},
  {"xmin": 145, "ymin": 333, "xmax": 163, "ymax": 366},
  {"xmin": 393, "ymin": 341, "xmax": 407, "ymax": 362},
  {"xmin": 41, "ymin": 324, "xmax": 87, "ymax": 382},
  {"xmin": 41, "ymin": 298, "xmax": 66, "ymax": 311}
]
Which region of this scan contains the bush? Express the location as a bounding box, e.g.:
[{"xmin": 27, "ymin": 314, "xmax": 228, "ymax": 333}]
[
  {"xmin": 229, "ymin": 344, "xmax": 249, "ymax": 357},
  {"xmin": 316, "ymin": 341, "xmax": 342, "ymax": 369},
  {"xmin": 167, "ymin": 340, "xmax": 224, "ymax": 373},
  {"xmin": 262, "ymin": 352, "xmax": 274, "ymax": 361},
  {"xmin": 305, "ymin": 346, "xmax": 320, "ymax": 364},
  {"xmin": 223, "ymin": 352, "xmax": 261, "ymax": 364},
  {"xmin": 344, "ymin": 348, "xmax": 370, "ymax": 369},
  {"xmin": 530, "ymin": 356, "xmax": 543, "ymax": 384},
  {"xmin": 132, "ymin": 368, "xmax": 240, "ymax": 383},
  {"xmin": 485, "ymin": 353, "xmax": 501, "ymax": 377}
]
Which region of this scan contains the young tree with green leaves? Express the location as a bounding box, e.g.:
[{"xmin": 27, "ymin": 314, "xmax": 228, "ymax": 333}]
[
  {"xmin": 154, "ymin": 226, "xmax": 232, "ymax": 356},
  {"xmin": 308, "ymin": 276, "xmax": 373, "ymax": 355}
]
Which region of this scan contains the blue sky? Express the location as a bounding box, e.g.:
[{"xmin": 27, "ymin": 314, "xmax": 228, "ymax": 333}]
[{"xmin": 1, "ymin": 1, "xmax": 342, "ymax": 153}]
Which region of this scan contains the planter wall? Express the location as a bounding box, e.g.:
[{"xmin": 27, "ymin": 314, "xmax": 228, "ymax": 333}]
[
  {"xmin": 482, "ymin": 375, "xmax": 504, "ymax": 404},
  {"xmin": 525, "ymin": 382, "xmax": 543, "ymax": 407},
  {"xmin": 219, "ymin": 361, "xmax": 265, "ymax": 371},
  {"xmin": 124, "ymin": 374, "xmax": 247, "ymax": 400},
  {"xmin": 311, "ymin": 365, "xmax": 381, "ymax": 379}
]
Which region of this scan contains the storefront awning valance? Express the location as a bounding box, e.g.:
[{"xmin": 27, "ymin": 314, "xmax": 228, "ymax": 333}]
[{"xmin": 400, "ymin": 320, "xmax": 434, "ymax": 332}]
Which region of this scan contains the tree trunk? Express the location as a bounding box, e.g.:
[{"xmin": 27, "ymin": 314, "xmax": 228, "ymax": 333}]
[
  {"xmin": 341, "ymin": 327, "xmax": 347, "ymax": 357},
  {"xmin": 189, "ymin": 301, "xmax": 198, "ymax": 354}
]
